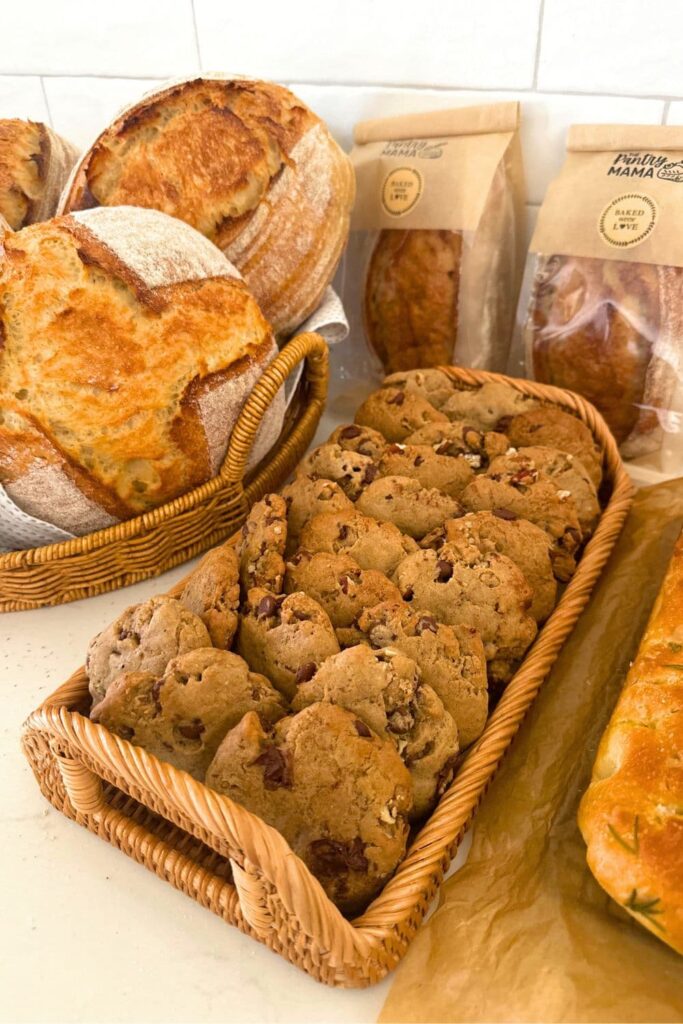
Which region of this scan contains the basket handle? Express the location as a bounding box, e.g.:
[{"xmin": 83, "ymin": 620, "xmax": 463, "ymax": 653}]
[
  {"xmin": 55, "ymin": 750, "xmax": 107, "ymax": 817},
  {"xmin": 219, "ymin": 331, "xmax": 329, "ymax": 485}
]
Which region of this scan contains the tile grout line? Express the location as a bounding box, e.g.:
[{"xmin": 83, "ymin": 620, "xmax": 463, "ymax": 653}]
[
  {"xmin": 531, "ymin": 0, "xmax": 546, "ymax": 90},
  {"xmin": 190, "ymin": 0, "xmax": 203, "ymax": 72},
  {"xmin": 38, "ymin": 77, "xmax": 54, "ymax": 129}
]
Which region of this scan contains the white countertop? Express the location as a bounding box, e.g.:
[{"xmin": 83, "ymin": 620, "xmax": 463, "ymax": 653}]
[{"xmin": 0, "ymin": 353, "xmax": 429, "ymax": 1024}]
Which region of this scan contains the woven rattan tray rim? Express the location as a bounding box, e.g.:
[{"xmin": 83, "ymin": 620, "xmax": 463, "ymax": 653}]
[{"xmin": 22, "ymin": 366, "xmax": 635, "ymax": 986}]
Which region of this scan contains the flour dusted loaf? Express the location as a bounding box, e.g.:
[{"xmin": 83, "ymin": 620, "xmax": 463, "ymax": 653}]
[
  {"xmin": 578, "ymin": 530, "xmax": 683, "ymax": 955},
  {"xmin": 0, "ymin": 206, "xmax": 283, "ymax": 535},
  {"xmin": 0, "ymin": 119, "xmax": 78, "ymax": 230},
  {"xmin": 59, "ymin": 76, "xmax": 355, "ymax": 336}
]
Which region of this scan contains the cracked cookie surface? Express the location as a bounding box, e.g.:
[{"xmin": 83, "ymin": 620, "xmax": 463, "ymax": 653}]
[
  {"xmin": 237, "ymin": 493, "xmax": 288, "ymax": 595},
  {"xmin": 442, "ymin": 381, "xmax": 539, "ymax": 430},
  {"xmin": 297, "ymin": 442, "xmax": 378, "ymax": 500},
  {"xmin": 404, "ymin": 419, "xmax": 509, "ymax": 468},
  {"xmin": 381, "ymin": 368, "xmax": 457, "ymax": 409},
  {"xmin": 354, "ymin": 385, "xmax": 448, "ymax": 442},
  {"xmin": 281, "ymin": 475, "xmax": 354, "ymax": 555},
  {"xmin": 356, "ymin": 474, "xmax": 464, "ymax": 540},
  {"xmin": 498, "ymin": 406, "xmax": 602, "ymax": 487},
  {"xmin": 180, "ymin": 543, "xmax": 240, "ymax": 649},
  {"xmin": 376, "ymin": 442, "xmax": 474, "ymax": 496},
  {"xmin": 299, "ymin": 508, "xmax": 417, "ymax": 576},
  {"xmin": 328, "ymin": 423, "xmax": 388, "ymax": 459}
]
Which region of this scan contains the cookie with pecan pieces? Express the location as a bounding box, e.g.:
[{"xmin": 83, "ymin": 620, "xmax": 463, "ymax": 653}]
[
  {"xmin": 284, "ymin": 550, "xmax": 403, "ymax": 647},
  {"xmin": 180, "ymin": 543, "xmax": 240, "ymax": 649},
  {"xmin": 382, "ymin": 368, "xmax": 457, "ymax": 409},
  {"xmin": 90, "ymin": 648, "xmax": 286, "ymax": 779},
  {"xmin": 376, "ymin": 442, "xmax": 474, "ymax": 496},
  {"xmin": 357, "ymin": 601, "xmax": 488, "ymax": 747},
  {"xmin": 237, "ymin": 588, "xmax": 340, "ymax": 700},
  {"xmin": 498, "ymin": 407, "xmax": 602, "ymax": 487},
  {"xmin": 237, "ymin": 494, "xmax": 288, "ymax": 596},
  {"xmin": 205, "ymin": 703, "xmax": 413, "ymax": 915},
  {"xmin": 328, "ymin": 423, "xmax": 388, "ymax": 459},
  {"xmin": 395, "ymin": 546, "xmax": 537, "ymax": 686},
  {"xmin": 292, "ymin": 644, "xmax": 459, "ymax": 818},
  {"xmin": 299, "ymin": 509, "xmax": 417, "ymax": 576},
  {"xmin": 442, "ymin": 381, "xmax": 539, "ymax": 431},
  {"xmin": 281, "ymin": 475, "xmax": 354, "ymax": 555},
  {"xmin": 421, "ymin": 510, "xmax": 557, "ymax": 623},
  {"xmin": 404, "ymin": 419, "xmax": 509, "ymax": 469},
  {"xmin": 356, "ymin": 475, "xmax": 463, "ymax": 540},
  {"xmin": 354, "ymin": 385, "xmax": 448, "ymax": 442},
  {"xmin": 297, "ymin": 442, "xmax": 378, "ymax": 500}
]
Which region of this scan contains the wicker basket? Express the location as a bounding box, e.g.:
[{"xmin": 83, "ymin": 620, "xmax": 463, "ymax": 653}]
[
  {"xmin": 1, "ymin": 331, "xmax": 329, "ymax": 612},
  {"xmin": 21, "ymin": 367, "xmax": 634, "ymax": 988}
]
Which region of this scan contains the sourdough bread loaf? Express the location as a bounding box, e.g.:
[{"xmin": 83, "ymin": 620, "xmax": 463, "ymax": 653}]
[
  {"xmin": 59, "ymin": 76, "xmax": 355, "ymax": 337},
  {"xmin": 0, "ymin": 119, "xmax": 78, "ymax": 230},
  {"xmin": 0, "ymin": 206, "xmax": 283, "ymax": 536}
]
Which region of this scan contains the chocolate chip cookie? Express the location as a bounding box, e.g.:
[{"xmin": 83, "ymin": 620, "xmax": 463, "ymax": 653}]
[
  {"xmin": 180, "ymin": 543, "xmax": 240, "ymax": 649},
  {"xmin": 376, "ymin": 443, "xmax": 474, "ymax": 497},
  {"xmin": 403, "ymin": 420, "xmax": 509, "ymax": 469},
  {"xmin": 87, "ymin": 596, "xmax": 211, "ymax": 706},
  {"xmin": 499, "ymin": 407, "xmax": 602, "ymax": 487},
  {"xmin": 356, "ymin": 475, "xmax": 464, "ymax": 540},
  {"xmin": 354, "ymin": 385, "xmax": 448, "ymax": 442},
  {"xmin": 299, "ymin": 509, "xmax": 417, "ymax": 577},
  {"xmin": 328, "ymin": 423, "xmax": 388, "ymax": 460},
  {"xmin": 382, "ymin": 368, "xmax": 457, "ymax": 409},
  {"xmin": 292, "ymin": 645, "xmax": 458, "ymax": 819},
  {"xmin": 357, "ymin": 601, "xmax": 488, "ymax": 747},
  {"xmin": 297, "ymin": 443, "xmax": 378, "ymax": 500},
  {"xmin": 488, "ymin": 446, "xmax": 600, "ymax": 536},
  {"xmin": 237, "ymin": 588, "xmax": 340, "ymax": 701},
  {"xmin": 205, "ymin": 703, "xmax": 413, "ymax": 915},
  {"xmin": 442, "ymin": 381, "xmax": 539, "ymax": 430},
  {"xmin": 394, "ymin": 546, "xmax": 537, "ymax": 685},
  {"xmin": 237, "ymin": 493, "xmax": 288, "ymax": 595},
  {"xmin": 421, "ymin": 510, "xmax": 557, "ymax": 623},
  {"xmin": 284, "ymin": 550, "xmax": 403, "ymax": 647},
  {"xmin": 461, "ymin": 469, "xmax": 583, "ymax": 582},
  {"xmin": 281, "ymin": 475, "xmax": 354, "ymax": 556},
  {"xmin": 90, "ymin": 648, "xmax": 286, "ymax": 779}
]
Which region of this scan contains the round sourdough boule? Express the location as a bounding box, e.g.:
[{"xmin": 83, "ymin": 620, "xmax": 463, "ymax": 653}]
[
  {"xmin": 179, "ymin": 543, "xmax": 240, "ymax": 649},
  {"xmin": 59, "ymin": 76, "xmax": 355, "ymax": 337},
  {"xmin": 364, "ymin": 229, "xmax": 462, "ymax": 372},
  {"xmin": 237, "ymin": 588, "xmax": 340, "ymax": 701},
  {"xmin": 0, "ymin": 119, "xmax": 78, "ymax": 230},
  {"xmin": 292, "ymin": 644, "xmax": 459, "ymax": 819},
  {"xmin": 86, "ymin": 595, "xmax": 211, "ymax": 706},
  {"xmin": 205, "ymin": 704, "xmax": 413, "ymax": 915},
  {"xmin": 0, "ymin": 206, "xmax": 284, "ymax": 535},
  {"xmin": 90, "ymin": 647, "xmax": 286, "ymax": 779}
]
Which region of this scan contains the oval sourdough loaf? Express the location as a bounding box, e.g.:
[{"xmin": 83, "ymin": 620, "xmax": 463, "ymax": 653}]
[
  {"xmin": 0, "ymin": 119, "xmax": 78, "ymax": 230},
  {"xmin": 59, "ymin": 76, "xmax": 355, "ymax": 337},
  {"xmin": 0, "ymin": 205, "xmax": 283, "ymax": 536},
  {"xmin": 578, "ymin": 529, "xmax": 683, "ymax": 955}
]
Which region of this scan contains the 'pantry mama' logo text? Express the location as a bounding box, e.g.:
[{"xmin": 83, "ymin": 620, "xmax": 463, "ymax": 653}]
[{"xmin": 608, "ymin": 152, "xmax": 683, "ymax": 182}]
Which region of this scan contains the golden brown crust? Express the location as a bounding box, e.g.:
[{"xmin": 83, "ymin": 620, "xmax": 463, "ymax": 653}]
[
  {"xmin": 0, "ymin": 211, "xmax": 276, "ymax": 525},
  {"xmin": 0, "ymin": 119, "xmax": 78, "ymax": 230},
  {"xmin": 60, "ymin": 77, "xmax": 354, "ymax": 335},
  {"xmin": 578, "ymin": 531, "xmax": 683, "ymax": 955},
  {"xmin": 364, "ymin": 229, "xmax": 462, "ymax": 372},
  {"xmin": 529, "ymin": 255, "xmax": 682, "ymax": 454}
]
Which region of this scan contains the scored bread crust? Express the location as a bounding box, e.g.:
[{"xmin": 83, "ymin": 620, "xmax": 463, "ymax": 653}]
[
  {"xmin": 578, "ymin": 530, "xmax": 683, "ymax": 955},
  {"xmin": 527, "ymin": 255, "xmax": 683, "ymax": 457},
  {"xmin": 0, "ymin": 206, "xmax": 283, "ymax": 535},
  {"xmin": 364, "ymin": 229, "xmax": 462, "ymax": 373},
  {"xmin": 0, "ymin": 119, "xmax": 78, "ymax": 230},
  {"xmin": 58, "ymin": 76, "xmax": 355, "ymax": 337}
]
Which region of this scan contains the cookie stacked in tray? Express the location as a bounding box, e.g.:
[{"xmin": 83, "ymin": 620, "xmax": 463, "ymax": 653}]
[{"xmin": 83, "ymin": 369, "xmax": 604, "ymax": 916}]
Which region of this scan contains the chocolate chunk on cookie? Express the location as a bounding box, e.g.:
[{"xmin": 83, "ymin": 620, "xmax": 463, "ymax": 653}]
[
  {"xmin": 87, "ymin": 596, "xmax": 211, "ymax": 707},
  {"xmin": 299, "ymin": 509, "xmax": 417, "ymax": 576},
  {"xmin": 376, "ymin": 442, "xmax": 474, "ymax": 497},
  {"xmin": 404, "ymin": 419, "xmax": 509, "ymax": 469},
  {"xmin": 395, "ymin": 546, "xmax": 537, "ymax": 686},
  {"xmin": 237, "ymin": 494, "xmax": 288, "ymax": 595},
  {"xmin": 297, "ymin": 442, "xmax": 378, "ymax": 500},
  {"xmin": 328, "ymin": 423, "xmax": 388, "ymax": 460},
  {"xmin": 354, "ymin": 385, "xmax": 448, "ymax": 442},
  {"xmin": 180, "ymin": 543, "xmax": 240, "ymax": 649},
  {"xmin": 356, "ymin": 475, "xmax": 463, "ymax": 540},
  {"xmin": 499, "ymin": 407, "xmax": 602, "ymax": 487},
  {"xmin": 90, "ymin": 648, "xmax": 286, "ymax": 779},
  {"xmin": 281, "ymin": 475, "xmax": 354, "ymax": 556},
  {"xmin": 292, "ymin": 645, "xmax": 459, "ymax": 818},
  {"xmin": 422, "ymin": 510, "xmax": 557, "ymax": 623},
  {"xmin": 442, "ymin": 381, "xmax": 539, "ymax": 431},
  {"xmin": 357, "ymin": 601, "xmax": 488, "ymax": 747},
  {"xmin": 205, "ymin": 704, "xmax": 413, "ymax": 915},
  {"xmin": 237, "ymin": 588, "xmax": 340, "ymax": 700}
]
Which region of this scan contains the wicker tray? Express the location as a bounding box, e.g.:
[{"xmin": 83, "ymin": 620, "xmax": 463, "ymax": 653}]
[
  {"xmin": 1, "ymin": 331, "xmax": 329, "ymax": 612},
  {"xmin": 21, "ymin": 367, "xmax": 634, "ymax": 987}
]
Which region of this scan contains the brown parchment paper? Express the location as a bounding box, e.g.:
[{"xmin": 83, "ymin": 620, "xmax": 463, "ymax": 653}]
[{"xmin": 380, "ymin": 479, "xmax": 683, "ymax": 1024}]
